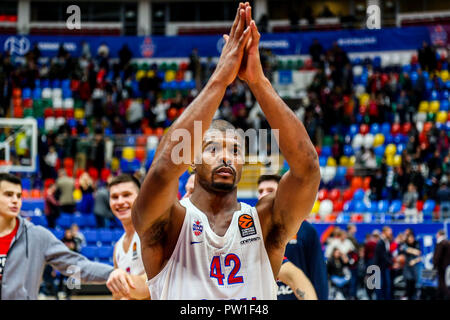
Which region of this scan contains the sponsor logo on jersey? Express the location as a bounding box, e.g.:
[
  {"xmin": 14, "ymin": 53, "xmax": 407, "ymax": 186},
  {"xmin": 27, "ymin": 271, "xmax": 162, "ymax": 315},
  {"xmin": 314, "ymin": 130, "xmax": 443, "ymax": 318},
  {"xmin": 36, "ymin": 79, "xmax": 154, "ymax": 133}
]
[
  {"xmin": 132, "ymin": 242, "xmax": 138, "ymax": 260},
  {"xmin": 240, "ymin": 236, "xmax": 261, "ymax": 245},
  {"xmin": 238, "ymin": 214, "xmax": 257, "ymax": 238},
  {"xmin": 289, "ymin": 234, "xmax": 297, "ymax": 245},
  {"xmin": 192, "ymin": 219, "xmax": 203, "ymax": 236}
]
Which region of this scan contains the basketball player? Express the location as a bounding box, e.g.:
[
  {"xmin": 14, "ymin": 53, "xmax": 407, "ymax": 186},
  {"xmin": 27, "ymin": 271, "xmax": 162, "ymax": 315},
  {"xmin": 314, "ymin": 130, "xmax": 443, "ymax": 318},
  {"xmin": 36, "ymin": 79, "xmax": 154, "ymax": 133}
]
[
  {"xmin": 0, "ymin": 173, "xmax": 113, "ymax": 300},
  {"xmin": 257, "ymin": 174, "xmax": 328, "ymax": 300},
  {"xmin": 185, "ymin": 173, "xmax": 317, "ymax": 300},
  {"xmin": 133, "ymin": 2, "xmax": 320, "ymax": 299},
  {"xmin": 105, "ymin": 174, "xmax": 150, "ymax": 300}
]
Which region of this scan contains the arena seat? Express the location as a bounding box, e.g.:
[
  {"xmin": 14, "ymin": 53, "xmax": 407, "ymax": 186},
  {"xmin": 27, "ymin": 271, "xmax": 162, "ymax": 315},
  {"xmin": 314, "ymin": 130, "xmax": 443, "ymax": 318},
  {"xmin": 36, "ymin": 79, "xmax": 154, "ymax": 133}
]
[
  {"xmin": 97, "ymin": 246, "xmax": 114, "ymax": 260},
  {"xmin": 81, "ymin": 246, "xmax": 98, "ymax": 260},
  {"xmin": 84, "ymin": 230, "xmax": 98, "ymax": 245},
  {"xmin": 98, "ymin": 229, "xmax": 114, "ymax": 244},
  {"xmin": 56, "ymin": 214, "xmax": 73, "ymax": 229}
]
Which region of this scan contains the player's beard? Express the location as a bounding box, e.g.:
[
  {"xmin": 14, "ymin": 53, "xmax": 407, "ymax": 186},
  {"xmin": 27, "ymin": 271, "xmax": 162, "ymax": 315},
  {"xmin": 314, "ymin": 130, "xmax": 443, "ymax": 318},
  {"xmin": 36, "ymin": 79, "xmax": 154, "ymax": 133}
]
[{"xmin": 210, "ymin": 181, "xmax": 235, "ymax": 192}]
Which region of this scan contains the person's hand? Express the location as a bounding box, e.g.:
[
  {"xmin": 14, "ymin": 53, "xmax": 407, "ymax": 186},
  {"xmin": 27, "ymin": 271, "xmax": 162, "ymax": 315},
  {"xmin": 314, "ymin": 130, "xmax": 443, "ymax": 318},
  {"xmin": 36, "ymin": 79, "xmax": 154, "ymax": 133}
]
[
  {"xmin": 106, "ymin": 269, "xmax": 136, "ymax": 299},
  {"xmin": 212, "ymin": 2, "xmax": 252, "ymax": 86},
  {"xmin": 235, "ymin": 4, "xmax": 265, "ymax": 85}
]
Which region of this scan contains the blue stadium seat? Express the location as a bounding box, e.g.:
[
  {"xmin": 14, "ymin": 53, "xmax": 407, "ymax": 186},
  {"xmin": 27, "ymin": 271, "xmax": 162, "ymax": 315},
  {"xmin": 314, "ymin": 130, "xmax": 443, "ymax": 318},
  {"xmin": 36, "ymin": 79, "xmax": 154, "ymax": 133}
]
[
  {"xmin": 81, "ymin": 246, "xmax": 98, "ymax": 260},
  {"xmin": 354, "ymin": 200, "xmax": 366, "ymax": 213},
  {"xmin": 72, "ymin": 214, "xmax": 85, "ymax": 228},
  {"xmin": 31, "ymin": 215, "xmax": 48, "ymax": 227},
  {"xmin": 389, "ymin": 200, "xmax": 403, "ymax": 214},
  {"xmin": 84, "ymin": 215, "xmax": 97, "ymax": 228},
  {"xmin": 99, "ymin": 229, "xmax": 113, "ymax": 244},
  {"xmin": 113, "ymin": 229, "xmax": 123, "ymax": 241},
  {"xmin": 98, "ymin": 246, "xmax": 114, "ymax": 260},
  {"xmin": 423, "ymin": 200, "xmax": 436, "ymax": 214},
  {"xmin": 56, "ymin": 214, "xmax": 73, "ymax": 229},
  {"xmin": 353, "ymin": 189, "xmax": 365, "ymax": 201},
  {"xmin": 378, "ymin": 200, "xmax": 389, "ymax": 213},
  {"xmin": 51, "ymin": 229, "xmax": 64, "ymax": 240},
  {"xmin": 84, "ymin": 230, "xmax": 98, "ymax": 245}
]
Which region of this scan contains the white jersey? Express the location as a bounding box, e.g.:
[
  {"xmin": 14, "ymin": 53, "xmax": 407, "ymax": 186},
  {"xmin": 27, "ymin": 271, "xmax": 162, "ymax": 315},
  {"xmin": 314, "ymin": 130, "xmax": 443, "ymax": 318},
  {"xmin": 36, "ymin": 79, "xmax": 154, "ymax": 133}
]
[
  {"xmin": 147, "ymin": 198, "xmax": 277, "ymax": 300},
  {"xmin": 114, "ymin": 232, "xmax": 146, "ymax": 275}
]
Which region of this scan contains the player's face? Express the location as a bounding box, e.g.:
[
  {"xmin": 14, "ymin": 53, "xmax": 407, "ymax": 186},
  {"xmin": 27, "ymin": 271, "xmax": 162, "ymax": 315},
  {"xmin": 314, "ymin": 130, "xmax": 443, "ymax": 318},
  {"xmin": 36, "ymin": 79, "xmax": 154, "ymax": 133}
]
[
  {"xmin": 109, "ymin": 182, "xmax": 139, "ymax": 223},
  {"xmin": 195, "ymin": 131, "xmax": 244, "ymax": 193},
  {"xmin": 257, "ymin": 180, "xmax": 279, "ymax": 200},
  {"xmin": 0, "ymin": 181, "xmax": 22, "ymax": 219}
]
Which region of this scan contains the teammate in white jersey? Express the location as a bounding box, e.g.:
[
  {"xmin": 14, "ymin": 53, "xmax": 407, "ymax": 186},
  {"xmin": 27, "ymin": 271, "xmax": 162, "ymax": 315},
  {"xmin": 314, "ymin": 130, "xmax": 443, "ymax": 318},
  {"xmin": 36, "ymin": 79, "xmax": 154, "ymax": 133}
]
[
  {"xmin": 133, "ymin": 2, "xmax": 320, "ymax": 300},
  {"xmin": 106, "ymin": 174, "xmax": 150, "ymax": 300}
]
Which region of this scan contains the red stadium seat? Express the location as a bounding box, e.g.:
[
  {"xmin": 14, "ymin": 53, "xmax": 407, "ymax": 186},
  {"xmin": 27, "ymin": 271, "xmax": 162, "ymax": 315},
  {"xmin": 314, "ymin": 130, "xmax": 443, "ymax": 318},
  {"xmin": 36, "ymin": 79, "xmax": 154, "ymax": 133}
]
[
  {"xmin": 363, "ymin": 176, "xmax": 371, "ymax": 190},
  {"xmin": 135, "ymin": 147, "xmax": 146, "ymax": 161},
  {"xmin": 329, "ymin": 189, "xmax": 340, "ymax": 202},
  {"xmin": 88, "ymin": 167, "xmax": 99, "ymax": 181},
  {"xmin": 101, "ymin": 168, "xmax": 111, "ymax": 182},
  {"xmin": 360, "ymin": 124, "xmax": 369, "ymax": 135},
  {"xmin": 391, "ymin": 123, "xmax": 401, "ymax": 135},
  {"xmin": 342, "ymin": 189, "xmax": 354, "ymax": 202},
  {"xmin": 333, "ymin": 200, "xmax": 344, "ymax": 213},
  {"xmin": 31, "ymin": 189, "xmax": 41, "ymax": 199},
  {"xmin": 318, "ymin": 189, "xmax": 328, "ymax": 201},
  {"xmin": 402, "ymin": 122, "xmax": 412, "ymax": 134}
]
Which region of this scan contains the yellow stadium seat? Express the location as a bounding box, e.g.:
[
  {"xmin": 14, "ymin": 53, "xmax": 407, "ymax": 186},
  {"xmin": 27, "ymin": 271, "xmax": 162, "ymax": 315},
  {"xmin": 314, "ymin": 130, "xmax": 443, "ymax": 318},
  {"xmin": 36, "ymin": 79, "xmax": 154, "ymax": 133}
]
[
  {"xmin": 136, "ymin": 70, "xmax": 146, "ymax": 81},
  {"xmin": 327, "ymin": 157, "xmax": 337, "ymax": 167},
  {"xmin": 436, "ymin": 111, "xmax": 448, "ymax": 123},
  {"xmin": 74, "ymin": 108, "xmax": 84, "ymax": 119},
  {"xmin": 429, "ymin": 100, "xmax": 440, "ymax": 113},
  {"xmin": 385, "ymin": 144, "xmax": 396, "ymax": 156},
  {"xmin": 165, "ymin": 70, "xmax": 176, "ymax": 82},
  {"xmin": 111, "ymin": 157, "xmax": 120, "ymax": 171},
  {"xmin": 122, "ymin": 147, "xmax": 135, "ymax": 161},
  {"xmin": 418, "ymin": 101, "xmax": 429, "ymax": 113},
  {"xmin": 441, "ymin": 70, "xmax": 449, "ymax": 81},
  {"xmin": 339, "ymin": 156, "xmax": 349, "ymax": 167},
  {"xmin": 373, "ymin": 133, "xmax": 385, "ymax": 147},
  {"xmin": 311, "ymin": 200, "xmax": 320, "ymax": 214},
  {"xmin": 393, "ymin": 155, "xmax": 402, "ymax": 167},
  {"xmin": 349, "ymin": 156, "xmax": 356, "ymax": 167}
]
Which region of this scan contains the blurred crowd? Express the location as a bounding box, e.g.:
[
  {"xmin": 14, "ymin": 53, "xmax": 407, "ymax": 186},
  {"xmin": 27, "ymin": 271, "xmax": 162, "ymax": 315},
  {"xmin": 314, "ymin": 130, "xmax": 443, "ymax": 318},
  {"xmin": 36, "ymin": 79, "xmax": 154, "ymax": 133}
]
[{"xmin": 323, "ymin": 224, "xmax": 449, "ymax": 300}]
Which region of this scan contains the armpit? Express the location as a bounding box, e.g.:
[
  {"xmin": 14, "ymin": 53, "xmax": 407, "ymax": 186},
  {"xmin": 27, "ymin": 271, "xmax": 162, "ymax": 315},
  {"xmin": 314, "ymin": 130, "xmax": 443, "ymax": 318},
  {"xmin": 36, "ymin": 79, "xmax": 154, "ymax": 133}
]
[{"xmin": 143, "ymin": 217, "xmax": 169, "ymax": 247}]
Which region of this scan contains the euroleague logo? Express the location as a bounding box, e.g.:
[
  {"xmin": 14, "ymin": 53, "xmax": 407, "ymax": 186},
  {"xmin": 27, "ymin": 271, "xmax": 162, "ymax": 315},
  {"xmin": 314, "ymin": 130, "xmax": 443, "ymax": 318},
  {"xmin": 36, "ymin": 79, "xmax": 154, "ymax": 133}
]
[
  {"xmin": 238, "ymin": 214, "xmax": 256, "ymax": 238},
  {"xmin": 192, "ymin": 219, "xmax": 203, "ymax": 236}
]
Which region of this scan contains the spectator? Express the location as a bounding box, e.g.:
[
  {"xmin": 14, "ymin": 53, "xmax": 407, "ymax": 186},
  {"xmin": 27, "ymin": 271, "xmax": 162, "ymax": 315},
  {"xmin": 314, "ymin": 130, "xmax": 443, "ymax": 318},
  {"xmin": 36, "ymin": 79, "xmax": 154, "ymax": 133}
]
[
  {"xmin": 78, "ymin": 172, "xmax": 95, "ymax": 214},
  {"xmin": 70, "ymin": 223, "xmax": 85, "ymax": 253},
  {"xmin": 364, "ymin": 231, "xmax": 380, "ymax": 299},
  {"xmin": 436, "ymin": 182, "xmax": 450, "ymax": 220},
  {"xmin": 374, "ymin": 226, "xmax": 393, "ymax": 300},
  {"xmin": 309, "ymin": 39, "xmax": 324, "ymax": 68},
  {"xmin": 433, "ymin": 230, "xmax": 450, "ymax": 300},
  {"xmin": 418, "ymin": 41, "xmax": 437, "ymax": 72},
  {"xmin": 93, "ymin": 177, "xmax": 114, "ymax": 228},
  {"xmin": 58, "ymin": 228, "xmax": 78, "ymax": 299},
  {"xmin": 44, "ymin": 184, "xmax": 60, "ymax": 229},
  {"xmin": 399, "ymin": 233, "xmax": 421, "ymax": 300},
  {"xmin": 327, "ymin": 248, "xmax": 350, "ymax": 299},
  {"xmin": 55, "ymin": 169, "xmax": 76, "ymax": 214},
  {"xmin": 403, "ymin": 183, "xmax": 419, "ymax": 222},
  {"xmin": 44, "ymin": 146, "xmax": 58, "ymax": 180},
  {"xmin": 326, "ymin": 229, "xmax": 355, "ymax": 258}
]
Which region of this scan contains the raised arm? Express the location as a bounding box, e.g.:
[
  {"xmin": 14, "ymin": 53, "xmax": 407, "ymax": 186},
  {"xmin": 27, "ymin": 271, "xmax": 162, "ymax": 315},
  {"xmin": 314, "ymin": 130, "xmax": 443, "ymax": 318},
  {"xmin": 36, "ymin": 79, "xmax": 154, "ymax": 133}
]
[
  {"xmin": 132, "ymin": 3, "xmax": 252, "ymax": 274},
  {"xmin": 239, "ymin": 6, "xmax": 320, "ymax": 246}
]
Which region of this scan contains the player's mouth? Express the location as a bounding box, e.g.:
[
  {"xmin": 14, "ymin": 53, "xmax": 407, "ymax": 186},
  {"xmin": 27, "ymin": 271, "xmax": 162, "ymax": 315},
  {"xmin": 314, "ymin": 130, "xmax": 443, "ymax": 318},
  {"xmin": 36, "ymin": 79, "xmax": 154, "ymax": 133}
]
[
  {"xmin": 9, "ymin": 206, "xmax": 19, "ymax": 213},
  {"xmin": 214, "ymin": 167, "xmax": 235, "ymax": 177}
]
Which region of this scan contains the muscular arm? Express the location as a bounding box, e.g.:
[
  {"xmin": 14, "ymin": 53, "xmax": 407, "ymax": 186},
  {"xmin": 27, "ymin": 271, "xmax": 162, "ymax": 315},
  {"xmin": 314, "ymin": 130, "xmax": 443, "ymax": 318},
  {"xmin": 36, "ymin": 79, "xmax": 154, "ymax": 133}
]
[
  {"xmin": 238, "ymin": 4, "xmax": 320, "ymax": 275},
  {"xmin": 132, "ymin": 4, "xmax": 252, "ymax": 278},
  {"xmin": 278, "ymin": 261, "xmax": 318, "ymax": 300}
]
